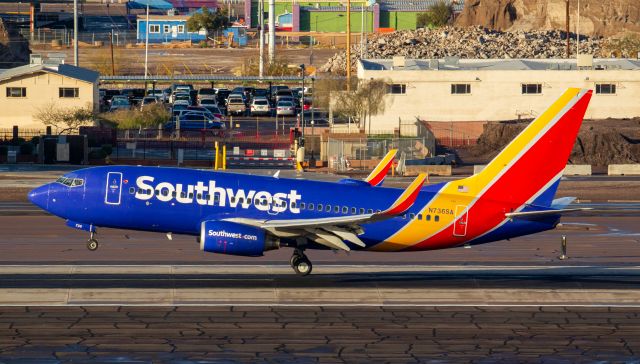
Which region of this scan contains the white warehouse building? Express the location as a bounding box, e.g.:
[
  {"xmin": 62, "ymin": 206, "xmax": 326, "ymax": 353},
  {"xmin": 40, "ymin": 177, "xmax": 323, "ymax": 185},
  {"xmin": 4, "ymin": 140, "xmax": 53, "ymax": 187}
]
[{"xmin": 357, "ymin": 57, "xmax": 640, "ymax": 134}]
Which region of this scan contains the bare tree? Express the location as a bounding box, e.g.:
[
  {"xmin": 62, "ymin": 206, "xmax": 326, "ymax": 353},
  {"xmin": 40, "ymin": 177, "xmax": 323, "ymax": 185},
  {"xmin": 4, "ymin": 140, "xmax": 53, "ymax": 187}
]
[
  {"xmin": 333, "ymin": 78, "xmax": 390, "ymax": 131},
  {"xmin": 34, "ymin": 102, "xmax": 95, "ymax": 134}
]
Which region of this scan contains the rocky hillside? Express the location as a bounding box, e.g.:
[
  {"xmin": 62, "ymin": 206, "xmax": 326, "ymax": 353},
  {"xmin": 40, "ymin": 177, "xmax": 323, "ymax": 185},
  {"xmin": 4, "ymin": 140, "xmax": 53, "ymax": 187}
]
[
  {"xmin": 456, "ymin": 0, "xmax": 640, "ymax": 37},
  {"xmin": 0, "ymin": 19, "xmax": 30, "ymax": 69},
  {"xmin": 320, "ymin": 26, "xmax": 603, "ymax": 74},
  {"xmin": 468, "ymin": 118, "xmax": 640, "ymax": 166}
]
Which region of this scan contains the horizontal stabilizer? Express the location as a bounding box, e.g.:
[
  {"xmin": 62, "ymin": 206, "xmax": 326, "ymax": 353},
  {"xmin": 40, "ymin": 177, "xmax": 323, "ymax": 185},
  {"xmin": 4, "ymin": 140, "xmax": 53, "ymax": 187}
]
[{"xmin": 505, "ymin": 208, "xmax": 592, "ymax": 219}]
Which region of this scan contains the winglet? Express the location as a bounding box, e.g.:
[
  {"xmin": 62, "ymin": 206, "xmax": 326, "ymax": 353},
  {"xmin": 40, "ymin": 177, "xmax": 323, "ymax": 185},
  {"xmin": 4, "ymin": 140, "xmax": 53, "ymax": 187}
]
[
  {"xmin": 364, "ymin": 149, "xmax": 398, "ymax": 186},
  {"xmin": 380, "ymin": 173, "xmax": 427, "ymax": 216}
]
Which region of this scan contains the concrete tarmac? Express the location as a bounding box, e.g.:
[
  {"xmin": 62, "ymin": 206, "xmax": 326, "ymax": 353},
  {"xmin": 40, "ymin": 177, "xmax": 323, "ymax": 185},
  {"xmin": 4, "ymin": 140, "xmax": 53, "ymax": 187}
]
[{"xmin": 1, "ymin": 305, "xmax": 639, "ymax": 363}]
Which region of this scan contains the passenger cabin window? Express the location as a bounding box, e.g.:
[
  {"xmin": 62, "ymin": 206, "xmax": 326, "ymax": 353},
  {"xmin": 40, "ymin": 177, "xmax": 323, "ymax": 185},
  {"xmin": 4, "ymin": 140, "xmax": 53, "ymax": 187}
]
[
  {"xmin": 342, "ymin": 207, "xmax": 348, "ymax": 214},
  {"xmin": 521, "ymin": 84, "xmax": 542, "ymax": 94},
  {"xmin": 129, "ymin": 187, "xmax": 135, "ymax": 194},
  {"xmin": 359, "ymin": 208, "xmax": 365, "ymax": 214},
  {"xmin": 317, "ymin": 204, "xmax": 322, "ymax": 211},
  {"xmin": 325, "ymin": 205, "xmax": 331, "ymax": 212},
  {"xmin": 300, "ymin": 203, "xmax": 306, "ymax": 210},
  {"xmin": 596, "ymin": 84, "xmax": 616, "ymax": 95},
  {"xmin": 435, "ymin": 215, "xmax": 440, "ymax": 222},
  {"xmin": 308, "ymin": 203, "xmax": 315, "ymax": 210}
]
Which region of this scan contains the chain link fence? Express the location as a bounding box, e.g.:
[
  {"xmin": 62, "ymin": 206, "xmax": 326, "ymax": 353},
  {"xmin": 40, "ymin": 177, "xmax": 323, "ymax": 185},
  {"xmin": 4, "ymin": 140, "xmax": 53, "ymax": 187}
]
[{"xmin": 327, "ymin": 137, "xmax": 433, "ymax": 172}]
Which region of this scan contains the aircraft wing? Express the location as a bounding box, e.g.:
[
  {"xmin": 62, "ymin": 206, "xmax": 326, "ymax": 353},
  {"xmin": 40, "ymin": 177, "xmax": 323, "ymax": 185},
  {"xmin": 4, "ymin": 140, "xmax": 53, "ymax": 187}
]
[{"xmin": 223, "ymin": 173, "xmax": 427, "ymax": 251}]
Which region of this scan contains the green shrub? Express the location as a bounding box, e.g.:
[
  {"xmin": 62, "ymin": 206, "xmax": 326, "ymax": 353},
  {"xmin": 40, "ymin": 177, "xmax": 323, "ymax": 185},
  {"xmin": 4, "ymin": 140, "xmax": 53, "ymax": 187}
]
[
  {"xmin": 416, "ymin": 1, "xmax": 452, "ymax": 28},
  {"xmin": 99, "ymin": 104, "xmax": 170, "ymax": 129}
]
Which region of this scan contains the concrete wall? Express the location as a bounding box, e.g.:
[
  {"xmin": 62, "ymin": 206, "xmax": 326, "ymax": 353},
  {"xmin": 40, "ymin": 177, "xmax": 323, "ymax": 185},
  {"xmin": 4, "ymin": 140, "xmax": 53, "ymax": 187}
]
[
  {"xmin": 608, "ymin": 164, "xmax": 640, "ymax": 176},
  {"xmin": 359, "ymin": 65, "xmax": 640, "ymax": 130},
  {"xmin": 0, "ymin": 72, "xmax": 97, "ymax": 130}
]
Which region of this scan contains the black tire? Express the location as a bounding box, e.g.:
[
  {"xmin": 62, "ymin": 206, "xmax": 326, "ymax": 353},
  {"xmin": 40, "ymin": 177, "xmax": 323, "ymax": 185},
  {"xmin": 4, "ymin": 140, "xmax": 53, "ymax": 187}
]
[
  {"xmin": 87, "ymin": 239, "xmax": 99, "ymax": 251},
  {"xmin": 293, "ymin": 256, "xmax": 312, "ymax": 276},
  {"xmin": 290, "ymin": 253, "xmax": 301, "ymax": 267}
]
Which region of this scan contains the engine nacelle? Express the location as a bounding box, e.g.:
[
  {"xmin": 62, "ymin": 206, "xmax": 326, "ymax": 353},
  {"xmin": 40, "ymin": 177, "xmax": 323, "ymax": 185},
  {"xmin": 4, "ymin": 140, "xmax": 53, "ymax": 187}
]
[{"xmin": 200, "ymin": 220, "xmax": 279, "ymax": 256}]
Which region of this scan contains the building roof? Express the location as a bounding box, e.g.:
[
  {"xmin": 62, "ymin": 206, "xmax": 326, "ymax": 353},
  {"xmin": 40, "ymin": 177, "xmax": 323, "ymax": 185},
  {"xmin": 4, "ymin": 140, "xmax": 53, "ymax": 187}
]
[
  {"xmin": 359, "ymin": 58, "xmax": 640, "ymax": 71},
  {"xmin": 380, "ymin": 0, "xmax": 464, "ymax": 12},
  {"xmin": 0, "ymin": 63, "xmax": 100, "ymax": 84},
  {"xmin": 136, "ymin": 15, "xmax": 191, "ymax": 20},
  {"xmin": 127, "ymin": 0, "xmax": 175, "ymax": 10}
]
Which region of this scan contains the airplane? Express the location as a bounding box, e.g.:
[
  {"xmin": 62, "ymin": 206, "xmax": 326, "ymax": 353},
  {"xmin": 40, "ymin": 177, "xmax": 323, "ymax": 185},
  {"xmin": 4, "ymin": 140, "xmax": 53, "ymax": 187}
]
[{"xmin": 28, "ymin": 88, "xmax": 593, "ymax": 276}]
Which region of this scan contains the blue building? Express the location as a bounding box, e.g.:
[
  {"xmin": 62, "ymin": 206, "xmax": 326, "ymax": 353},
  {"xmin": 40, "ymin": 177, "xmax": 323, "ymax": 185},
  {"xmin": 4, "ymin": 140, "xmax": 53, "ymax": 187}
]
[
  {"xmin": 137, "ymin": 15, "xmax": 206, "ymax": 43},
  {"xmin": 136, "ymin": 15, "xmax": 247, "ymax": 46}
]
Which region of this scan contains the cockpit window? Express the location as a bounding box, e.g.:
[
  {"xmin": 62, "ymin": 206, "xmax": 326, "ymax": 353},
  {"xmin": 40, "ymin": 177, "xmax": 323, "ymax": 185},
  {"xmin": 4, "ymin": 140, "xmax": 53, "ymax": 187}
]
[{"xmin": 56, "ymin": 177, "xmax": 84, "ymax": 187}]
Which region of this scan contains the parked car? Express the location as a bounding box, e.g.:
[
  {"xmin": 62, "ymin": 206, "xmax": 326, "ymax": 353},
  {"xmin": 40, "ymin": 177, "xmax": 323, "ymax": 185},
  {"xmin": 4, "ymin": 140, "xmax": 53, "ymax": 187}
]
[
  {"xmin": 197, "ymin": 88, "xmax": 217, "ymax": 103},
  {"xmin": 216, "ymin": 89, "xmax": 231, "ymax": 106},
  {"xmin": 109, "ymin": 96, "xmax": 130, "ymax": 112},
  {"xmin": 276, "ymin": 100, "xmax": 296, "ymax": 116},
  {"xmin": 164, "ymin": 112, "xmax": 225, "ymax": 131},
  {"xmin": 198, "ymin": 98, "xmax": 218, "ymax": 107},
  {"xmin": 146, "ymin": 89, "xmax": 166, "ymax": 102},
  {"xmin": 275, "ymin": 89, "xmax": 294, "ymax": 103},
  {"xmin": 140, "ymin": 96, "xmax": 159, "ymax": 109},
  {"xmin": 250, "ymin": 98, "xmax": 271, "ymax": 116},
  {"xmin": 201, "ymin": 104, "xmax": 224, "ymax": 120},
  {"xmin": 121, "ymin": 88, "xmax": 145, "ymax": 105},
  {"xmin": 172, "ymin": 93, "xmax": 191, "ymax": 106},
  {"xmin": 226, "ymin": 95, "xmax": 247, "ymax": 116}
]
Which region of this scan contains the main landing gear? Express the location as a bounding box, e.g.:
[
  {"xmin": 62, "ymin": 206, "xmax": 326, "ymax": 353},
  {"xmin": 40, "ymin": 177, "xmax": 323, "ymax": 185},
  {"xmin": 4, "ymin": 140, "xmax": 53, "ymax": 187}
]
[
  {"xmin": 87, "ymin": 231, "xmax": 99, "ymax": 251},
  {"xmin": 290, "ymin": 249, "xmax": 312, "ymax": 276}
]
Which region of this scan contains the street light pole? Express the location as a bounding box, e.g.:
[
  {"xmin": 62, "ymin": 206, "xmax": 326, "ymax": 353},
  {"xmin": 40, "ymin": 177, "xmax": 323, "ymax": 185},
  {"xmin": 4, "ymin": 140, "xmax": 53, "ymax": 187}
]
[
  {"xmin": 300, "ymin": 64, "xmax": 305, "ymax": 138},
  {"xmin": 346, "ymin": 0, "xmax": 351, "ymax": 91},
  {"xmin": 259, "ymin": 0, "xmax": 265, "ymax": 78},
  {"xmin": 73, "ymin": 0, "xmax": 78, "ymax": 66}
]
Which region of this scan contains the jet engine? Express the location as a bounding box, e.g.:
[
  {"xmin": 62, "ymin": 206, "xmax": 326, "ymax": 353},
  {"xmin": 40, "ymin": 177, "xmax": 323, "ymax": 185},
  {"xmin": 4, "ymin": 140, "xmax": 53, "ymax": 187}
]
[{"xmin": 200, "ymin": 221, "xmax": 279, "ymax": 256}]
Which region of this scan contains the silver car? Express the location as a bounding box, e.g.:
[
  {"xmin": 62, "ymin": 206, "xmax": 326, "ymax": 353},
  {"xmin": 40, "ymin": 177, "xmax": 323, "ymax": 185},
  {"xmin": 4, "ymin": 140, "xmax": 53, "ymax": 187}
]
[{"xmin": 276, "ymin": 100, "xmax": 295, "ymax": 116}]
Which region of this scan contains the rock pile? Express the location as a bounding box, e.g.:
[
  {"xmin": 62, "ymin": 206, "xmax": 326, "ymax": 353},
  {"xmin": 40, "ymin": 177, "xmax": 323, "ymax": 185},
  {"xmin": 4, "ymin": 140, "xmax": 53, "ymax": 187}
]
[
  {"xmin": 0, "ymin": 19, "xmax": 30, "ymax": 68},
  {"xmin": 320, "ymin": 26, "xmax": 605, "ymax": 74}
]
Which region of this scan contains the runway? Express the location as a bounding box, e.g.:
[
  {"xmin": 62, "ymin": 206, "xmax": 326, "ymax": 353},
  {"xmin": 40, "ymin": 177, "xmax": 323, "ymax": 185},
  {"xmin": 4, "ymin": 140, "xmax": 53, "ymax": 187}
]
[
  {"xmin": 1, "ymin": 208, "xmax": 640, "ymax": 361},
  {"xmin": 1, "ymin": 265, "xmax": 640, "ymax": 306}
]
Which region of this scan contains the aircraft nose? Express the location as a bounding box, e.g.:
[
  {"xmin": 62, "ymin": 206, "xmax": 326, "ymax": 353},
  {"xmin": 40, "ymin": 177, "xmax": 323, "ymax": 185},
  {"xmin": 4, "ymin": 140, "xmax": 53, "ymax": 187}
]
[{"xmin": 28, "ymin": 184, "xmax": 50, "ymax": 210}]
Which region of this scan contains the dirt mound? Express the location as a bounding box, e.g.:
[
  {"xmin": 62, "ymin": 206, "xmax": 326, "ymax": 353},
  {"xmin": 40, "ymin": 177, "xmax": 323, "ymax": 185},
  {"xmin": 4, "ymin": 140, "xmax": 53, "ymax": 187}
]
[
  {"xmin": 464, "ymin": 118, "xmax": 640, "ymax": 166},
  {"xmin": 455, "ymin": 0, "xmax": 640, "ymax": 37},
  {"xmin": 0, "ymin": 19, "xmax": 30, "ymax": 68}
]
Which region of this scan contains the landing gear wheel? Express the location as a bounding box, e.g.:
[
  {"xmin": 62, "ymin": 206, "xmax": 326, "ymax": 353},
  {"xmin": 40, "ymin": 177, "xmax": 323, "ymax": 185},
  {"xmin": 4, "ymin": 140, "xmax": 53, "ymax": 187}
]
[
  {"xmin": 293, "ymin": 256, "xmax": 312, "ymax": 276},
  {"xmin": 290, "ymin": 252, "xmax": 302, "ymax": 267},
  {"xmin": 87, "ymin": 239, "xmax": 98, "ymax": 251}
]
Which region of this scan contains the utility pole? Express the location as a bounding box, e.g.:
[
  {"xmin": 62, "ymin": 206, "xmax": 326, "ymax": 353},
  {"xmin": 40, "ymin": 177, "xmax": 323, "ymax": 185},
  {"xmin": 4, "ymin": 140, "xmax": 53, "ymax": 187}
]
[
  {"xmin": 576, "ymin": 0, "xmax": 580, "ymax": 58},
  {"xmin": 109, "ymin": 30, "xmax": 115, "ymax": 75},
  {"xmin": 346, "ymin": 0, "xmax": 351, "ymax": 91},
  {"xmin": 268, "ymin": 0, "xmax": 276, "ymax": 63},
  {"xmin": 144, "ymin": 3, "xmax": 150, "ymax": 94},
  {"xmin": 565, "ymin": 0, "xmax": 570, "ymax": 58},
  {"xmin": 73, "ymin": 0, "xmax": 78, "ymax": 66},
  {"xmin": 259, "ymin": 0, "xmax": 265, "ymax": 77}
]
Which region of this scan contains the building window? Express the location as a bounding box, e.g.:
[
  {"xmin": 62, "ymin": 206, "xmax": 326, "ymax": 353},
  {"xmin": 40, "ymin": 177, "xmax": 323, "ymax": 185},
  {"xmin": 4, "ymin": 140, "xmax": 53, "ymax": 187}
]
[
  {"xmin": 388, "ymin": 84, "xmax": 406, "ymax": 94},
  {"xmin": 596, "ymin": 83, "xmax": 616, "ymax": 95},
  {"xmin": 163, "ymin": 24, "xmax": 170, "ymax": 33},
  {"xmin": 59, "ymin": 88, "xmax": 79, "ymax": 98},
  {"xmin": 522, "ymin": 84, "xmax": 542, "ymax": 94},
  {"xmin": 177, "ymin": 25, "xmax": 185, "ymax": 33},
  {"xmin": 149, "ymin": 24, "xmax": 160, "ymax": 33},
  {"xmin": 451, "ymin": 84, "xmax": 471, "ymax": 94},
  {"xmin": 6, "ymin": 87, "xmax": 26, "ymax": 98}
]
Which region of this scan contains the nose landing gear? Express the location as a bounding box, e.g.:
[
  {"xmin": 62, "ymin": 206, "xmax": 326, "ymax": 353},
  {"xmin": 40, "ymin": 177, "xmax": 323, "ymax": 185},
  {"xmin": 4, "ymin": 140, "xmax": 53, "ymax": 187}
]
[
  {"xmin": 87, "ymin": 232, "xmax": 98, "ymax": 251},
  {"xmin": 290, "ymin": 249, "xmax": 312, "ymax": 276}
]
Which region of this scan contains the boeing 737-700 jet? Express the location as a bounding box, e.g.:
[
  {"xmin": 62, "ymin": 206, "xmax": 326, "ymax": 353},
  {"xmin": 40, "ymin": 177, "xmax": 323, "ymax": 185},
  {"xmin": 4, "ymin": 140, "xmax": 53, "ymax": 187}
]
[{"xmin": 29, "ymin": 88, "xmax": 593, "ymax": 275}]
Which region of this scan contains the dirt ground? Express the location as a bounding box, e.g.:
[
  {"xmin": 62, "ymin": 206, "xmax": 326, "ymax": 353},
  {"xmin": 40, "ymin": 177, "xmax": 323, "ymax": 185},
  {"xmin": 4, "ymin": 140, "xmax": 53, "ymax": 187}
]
[
  {"xmin": 33, "ymin": 45, "xmax": 340, "ymax": 77},
  {"xmin": 458, "ymin": 118, "xmax": 640, "ymax": 166}
]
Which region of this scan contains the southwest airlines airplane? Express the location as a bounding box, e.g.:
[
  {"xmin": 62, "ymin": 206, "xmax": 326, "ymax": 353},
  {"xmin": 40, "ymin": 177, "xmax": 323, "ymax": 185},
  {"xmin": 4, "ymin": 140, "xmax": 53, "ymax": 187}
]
[{"xmin": 29, "ymin": 88, "xmax": 592, "ymax": 275}]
